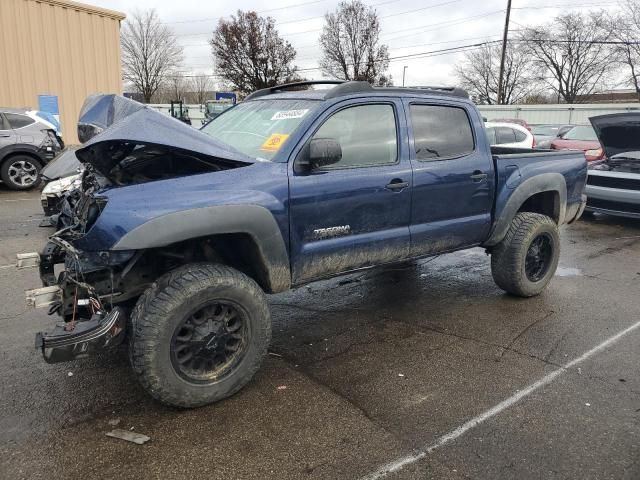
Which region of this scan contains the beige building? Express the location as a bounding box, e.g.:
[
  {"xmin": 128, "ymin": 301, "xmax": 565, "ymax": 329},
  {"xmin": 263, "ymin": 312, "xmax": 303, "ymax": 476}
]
[{"xmin": 0, "ymin": 0, "xmax": 125, "ymax": 144}]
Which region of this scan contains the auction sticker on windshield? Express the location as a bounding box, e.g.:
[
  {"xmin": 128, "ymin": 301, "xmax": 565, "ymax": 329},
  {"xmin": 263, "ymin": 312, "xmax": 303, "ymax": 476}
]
[
  {"xmin": 261, "ymin": 133, "xmax": 290, "ymax": 152},
  {"xmin": 271, "ymin": 109, "xmax": 309, "ymax": 121}
]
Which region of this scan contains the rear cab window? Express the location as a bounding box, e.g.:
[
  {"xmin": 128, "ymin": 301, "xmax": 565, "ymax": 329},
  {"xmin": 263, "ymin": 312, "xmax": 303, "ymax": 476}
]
[{"xmin": 409, "ymin": 104, "xmax": 475, "ymax": 160}]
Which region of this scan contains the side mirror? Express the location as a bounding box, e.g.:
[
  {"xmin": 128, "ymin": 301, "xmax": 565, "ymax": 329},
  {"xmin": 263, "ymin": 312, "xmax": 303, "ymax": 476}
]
[
  {"xmin": 309, "ymin": 138, "xmax": 342, "ymax": 168},
  {"xmin": 297, "ymin": 138, "xmax": 342, "ymax": 172}
]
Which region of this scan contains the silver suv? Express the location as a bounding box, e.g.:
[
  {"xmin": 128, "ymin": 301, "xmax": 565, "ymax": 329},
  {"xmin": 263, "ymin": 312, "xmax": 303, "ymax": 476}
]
[{"xmin": 0, "ymin": 109, "xmax": 64, "ymax": 190}]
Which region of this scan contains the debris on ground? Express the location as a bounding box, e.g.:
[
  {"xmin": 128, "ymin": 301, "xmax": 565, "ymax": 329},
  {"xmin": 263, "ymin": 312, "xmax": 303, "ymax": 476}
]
[
  {"xmin": 277, "ymin": 385, "xmax": 287, "ymax": 390},
  {"xmin": 107, "ymin": 418, "xmax": 121, "ymax": 426},
  {"xmin": 398, "ymin": 374, "xmax": 405, "ymax": 377},
  {"xmin": 106, "ymin": 429, "xmax": 150, "ymax": 445},
  {"xmin": 67, "ymin": 372, "xmax": 73, "ymax": 377}
]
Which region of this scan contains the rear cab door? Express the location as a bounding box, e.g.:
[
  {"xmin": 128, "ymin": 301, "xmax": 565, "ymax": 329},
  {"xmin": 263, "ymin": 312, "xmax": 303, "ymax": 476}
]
[
  {"xmin": 403, "ymin": 98, "xmax": 495, "ymax": 256},
  {"xmin": 288, "ymin": 97, "xmax": 412, "ymax": 284}
]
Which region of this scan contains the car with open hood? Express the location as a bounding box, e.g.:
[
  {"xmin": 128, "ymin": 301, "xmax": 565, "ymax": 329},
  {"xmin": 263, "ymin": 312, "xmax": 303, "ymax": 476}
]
[
  {"xmin": 585, "ymin": 113, "xmax": 640, "ymax": 218},
  {"xmin": 18, "ymin": 84, "xmax": 587, "ymax": 408}
]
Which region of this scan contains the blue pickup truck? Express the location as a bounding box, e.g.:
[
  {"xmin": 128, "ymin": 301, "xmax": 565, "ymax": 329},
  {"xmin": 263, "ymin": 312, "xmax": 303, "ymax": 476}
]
[{"xmin": 22, "ymin": 82, "xmax": 587, "ymax": 407}]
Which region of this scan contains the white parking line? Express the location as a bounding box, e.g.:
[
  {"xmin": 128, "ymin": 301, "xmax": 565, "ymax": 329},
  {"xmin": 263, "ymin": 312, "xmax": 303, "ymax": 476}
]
[
  {"xmin": 361, "ymin": 319, "xmax": 640, "ymax": 480},
  {"xmin": 1, "ymin": 198, "xmax": 32, "ymax": 202},
  {"xmin": 0, "ymin": 264, "xmax": 15, "ymax": 270}
]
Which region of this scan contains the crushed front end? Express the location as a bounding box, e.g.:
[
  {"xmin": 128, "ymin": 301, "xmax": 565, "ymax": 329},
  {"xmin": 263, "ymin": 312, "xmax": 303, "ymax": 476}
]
[{"xmin": 21, "ymin": 168, "xmax": 143, "ymax": 363}]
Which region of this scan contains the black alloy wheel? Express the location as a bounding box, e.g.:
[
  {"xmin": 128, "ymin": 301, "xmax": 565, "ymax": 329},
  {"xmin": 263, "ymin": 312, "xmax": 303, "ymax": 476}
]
[
  {"xmin": 525, "ymin": 233, "xmax": 554, "ymax": 282},
  {"xmin": 170, "ymin": 301, "xmax": 249, "ymax": 383}
]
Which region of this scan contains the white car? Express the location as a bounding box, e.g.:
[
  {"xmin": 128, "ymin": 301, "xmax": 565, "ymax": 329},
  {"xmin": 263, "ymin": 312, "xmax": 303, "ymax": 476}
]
[{"xmin": 485, "ymin": 122, "xmax": 535, "ymax": 149}]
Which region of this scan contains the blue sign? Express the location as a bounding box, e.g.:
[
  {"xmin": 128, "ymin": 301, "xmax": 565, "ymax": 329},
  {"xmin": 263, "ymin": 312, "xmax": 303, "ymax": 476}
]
[
  {"xmin": 215, "ymin": 92, "xmax": 237, "ymax": 104},
  {"xmin": 38, "ymin": 95, "xmax": 59, "ymax": 114}
]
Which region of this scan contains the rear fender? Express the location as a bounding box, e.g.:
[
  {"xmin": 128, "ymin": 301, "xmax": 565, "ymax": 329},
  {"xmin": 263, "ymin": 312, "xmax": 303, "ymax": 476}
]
[{"xmin": 484, "ymin": 173, "xmax": 567, "ymax": 247}]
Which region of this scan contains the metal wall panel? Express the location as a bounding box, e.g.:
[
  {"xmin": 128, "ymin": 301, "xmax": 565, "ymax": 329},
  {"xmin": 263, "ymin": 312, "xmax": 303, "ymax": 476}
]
[
  {"xmin": 0, "ymin": 0, "xmax": 125, "ymax": 144},
  {"xmin": 478, "ymin": 103, "xmax": 640, "ymax": 125}
]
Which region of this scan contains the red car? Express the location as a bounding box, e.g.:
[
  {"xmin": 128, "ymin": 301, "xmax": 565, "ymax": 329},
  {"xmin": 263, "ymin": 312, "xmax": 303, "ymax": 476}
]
[{"xmin": 550, "ymin": 125, "xmax": 604, "ymax": 161}]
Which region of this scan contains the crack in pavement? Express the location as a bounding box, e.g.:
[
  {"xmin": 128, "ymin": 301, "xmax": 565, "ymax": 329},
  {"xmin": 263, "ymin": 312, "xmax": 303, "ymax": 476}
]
[{"xmin": 496, "ymin": 310, "xmax": 556, "ymax": 359}]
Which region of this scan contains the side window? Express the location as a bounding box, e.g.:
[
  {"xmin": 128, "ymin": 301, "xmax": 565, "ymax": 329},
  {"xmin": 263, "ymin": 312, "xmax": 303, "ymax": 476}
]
[
  {"xmin": 312, "ymin": 104, "xmax": 397, "ymax": 168},
  {"xmin": 514, "ymin": 129, "xmax": 528, "ymax": 142},
  {"xmin": 410, "ymin": 104, "xmax": 474, "ymax": 160},
  {"xmin": 5, "ymin": 113, "xmax": 35, "ymax": 129},
  {"xmin": 496, "ymin": 127, "xmax": 516, "ymax": 144}
]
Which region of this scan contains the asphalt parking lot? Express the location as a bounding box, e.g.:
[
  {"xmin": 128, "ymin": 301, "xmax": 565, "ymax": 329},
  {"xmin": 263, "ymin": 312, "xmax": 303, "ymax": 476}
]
[{"xmin": 1, "ymin": 186, "xmax": 639, "ymax": 480}]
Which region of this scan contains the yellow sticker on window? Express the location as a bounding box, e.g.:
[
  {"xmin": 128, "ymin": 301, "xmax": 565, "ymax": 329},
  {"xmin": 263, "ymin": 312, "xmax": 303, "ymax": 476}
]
[{"xmin": 260, "ymin": 133, "xmax": 290, "ymax": 152}]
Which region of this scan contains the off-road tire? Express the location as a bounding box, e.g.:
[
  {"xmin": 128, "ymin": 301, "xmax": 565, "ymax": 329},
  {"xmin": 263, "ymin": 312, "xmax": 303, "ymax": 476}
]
[
  {"xmin": 1, "ymin": 155, "xmax": 42, "ymax": 190},
  {"xmin": 491, "ymin": 212, "xmax": 560, "ymax": 297},
  {"xmin": 129, "ymin": 263, "xmax": 271, "ymax": 408}
]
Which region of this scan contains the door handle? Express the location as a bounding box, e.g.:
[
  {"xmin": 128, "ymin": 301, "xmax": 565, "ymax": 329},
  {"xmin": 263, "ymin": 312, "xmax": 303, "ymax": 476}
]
[
  {"xmin": 385, "ymin": 179, "xmax": 409, "ymax": 191},
  {"xmin": 470, "ymin": 170, "xmax": 488, "ymax": 182},
  {"xmin": 0, "ymin": 134, "xmax": 11, "ymax": 138}
]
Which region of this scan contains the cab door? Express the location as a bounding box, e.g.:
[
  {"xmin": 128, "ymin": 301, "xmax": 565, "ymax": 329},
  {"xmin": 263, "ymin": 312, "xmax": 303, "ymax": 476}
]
[
  {"xmin": 404, "ymin": 100, "xmax": 494, "ymax": 257},
  {"xmin": 288, "ymin": 99, "xmax": 412, "ymax": 284}
]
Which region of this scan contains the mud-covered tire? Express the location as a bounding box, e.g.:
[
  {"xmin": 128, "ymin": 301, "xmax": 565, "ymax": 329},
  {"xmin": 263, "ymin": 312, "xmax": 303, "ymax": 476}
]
[
  {"xmin": 1, "ymin": 155, "xmax": 42, "ymax": 190},
  {"xmin": 491, "ymin": 212, "xmax": 560, "ymax": 298},
  {"xmin": 129, "ymin": 263, "xmax": 271, "ymax": 408}
]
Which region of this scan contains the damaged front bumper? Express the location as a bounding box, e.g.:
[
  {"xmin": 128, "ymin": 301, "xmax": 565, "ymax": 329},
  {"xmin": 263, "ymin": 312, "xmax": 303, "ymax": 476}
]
[
  {"xmin": 19, "ymin": 238, "xmax": 132, "ymax": 363},
  {"xmin": 35, "ymin": 307, "xmax": 126, "ymax": 363}
]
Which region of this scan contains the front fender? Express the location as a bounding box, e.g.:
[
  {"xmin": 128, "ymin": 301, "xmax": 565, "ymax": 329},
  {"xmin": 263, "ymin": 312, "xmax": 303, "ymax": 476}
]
[
  {"xmin": 112, "ymin": 204, "xmax": 291, "ymax": 292},
  {"xmin": 484, "ymin": 173, "xmax": 567, "ymax": 247}
]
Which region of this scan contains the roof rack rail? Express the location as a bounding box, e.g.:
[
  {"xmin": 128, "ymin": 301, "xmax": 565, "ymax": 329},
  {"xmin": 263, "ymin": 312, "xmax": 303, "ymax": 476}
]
[
  {"xmin": 244, "ymin": 80, "xmax": 346, "ymax": 101},
  {"xmin": 402, "ymin": 85, "xmax": 469, "ymax": 99}
]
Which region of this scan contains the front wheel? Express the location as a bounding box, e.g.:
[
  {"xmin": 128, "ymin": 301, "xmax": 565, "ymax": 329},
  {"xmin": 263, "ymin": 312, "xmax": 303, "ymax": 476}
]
[
  {"xmin": 490, "ymin": 212, "xmax": 560, "ymax": 297},
  {"xmin": 129, "ymin": 263, "xmax": 271, "ymax": 408},
  {"xmin": 1, "ymin": 155, "xmax": 42, "ymax": 190}
]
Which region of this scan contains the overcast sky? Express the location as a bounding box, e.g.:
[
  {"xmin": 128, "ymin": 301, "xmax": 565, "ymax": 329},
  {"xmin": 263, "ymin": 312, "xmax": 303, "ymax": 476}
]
[{"xmin": 93, "ymin": 0, "xmax": 621, "ymax": 88}]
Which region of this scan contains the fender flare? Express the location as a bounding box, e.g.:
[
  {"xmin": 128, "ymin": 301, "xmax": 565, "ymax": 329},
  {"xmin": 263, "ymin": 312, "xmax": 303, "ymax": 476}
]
[
  {"xmin": 112, "ymin": 204, "xmax": 291, "ymax": 293},
  {"xmin": 483, "ymin": 173, "xmax": 567, "ymax": 247}
]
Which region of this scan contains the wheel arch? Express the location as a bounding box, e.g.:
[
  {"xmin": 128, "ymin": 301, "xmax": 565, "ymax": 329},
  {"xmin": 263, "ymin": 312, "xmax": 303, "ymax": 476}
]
[
  {"xmin": 0, "ymin": 145, "xmax": 46, "ymax": 166},
  {"xmin": 484, "ymin": 173, "xmax": 567, "ymax": 247},
  {"xmin": 113, "ymin": 205, "xmax": 291, "ymax": 293}
]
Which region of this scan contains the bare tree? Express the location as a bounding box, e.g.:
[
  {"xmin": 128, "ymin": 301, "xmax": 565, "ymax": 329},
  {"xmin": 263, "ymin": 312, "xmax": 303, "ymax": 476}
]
[
  {"xmin": 190, "ymin": 75, "xmax": 213, "ymax": 105},
  {"xmin": 319, "ymin": 0, "xmax": 390, "ymax": 84},
  {"xmin": 520, "ymin": 12, "xmax": 617, "ymax": 104},
  {"xmin": 121, "ymin": 9, "xmax": 183, "ymax": 103},
  {"xmin": 210, "ymin": 11, "xmax": 298, "ymax": 95},
  {"xmin": 455, "ymin": 42, "xmax": 535, "ymax": 105},
  {"xmin": 611, "ymin": 0, "xmax": 640, "ymax": 100}
]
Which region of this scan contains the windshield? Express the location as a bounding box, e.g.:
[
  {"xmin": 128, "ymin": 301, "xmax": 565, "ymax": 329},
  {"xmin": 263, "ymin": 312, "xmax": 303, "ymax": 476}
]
[
  {"xmin": 563, "ymin": 125, "xmax": 598, "ymax": 141},
  {"xmin": 531, "ymin": 125, "xmax": 558, "ymax": 136},
  {"xmin": 201, "ymin": 99, "xmax": 319, "ymax": 161}
]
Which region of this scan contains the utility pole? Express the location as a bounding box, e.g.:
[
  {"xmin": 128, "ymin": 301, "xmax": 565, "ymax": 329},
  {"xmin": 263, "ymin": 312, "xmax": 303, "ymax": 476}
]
[
  {"xmin": 402, "ymin": 66, "xmax": 408, "ymax": 87},
  {"xmin": 497, "ymin": 0, "xmax": 513, "ymax": 105}
]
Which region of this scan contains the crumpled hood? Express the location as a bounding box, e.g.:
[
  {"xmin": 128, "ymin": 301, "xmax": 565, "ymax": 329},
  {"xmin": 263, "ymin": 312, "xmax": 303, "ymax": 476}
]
[
  {"xmin": 590, "ymin": 113, "xmax": 640, "ymax": 159},
  {"xmin": 40, "ymin": 148, "xmax": 83, "ymax": 181},
  {"xmin": 74, "ymin": 94, "xmax": 254, "ymax": 178}
]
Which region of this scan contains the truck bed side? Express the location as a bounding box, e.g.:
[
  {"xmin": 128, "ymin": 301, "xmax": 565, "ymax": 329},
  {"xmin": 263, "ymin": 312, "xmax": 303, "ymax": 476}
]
[{"xmin": 484, "ymin": 147, "xmax": 588, "ymax": 246}]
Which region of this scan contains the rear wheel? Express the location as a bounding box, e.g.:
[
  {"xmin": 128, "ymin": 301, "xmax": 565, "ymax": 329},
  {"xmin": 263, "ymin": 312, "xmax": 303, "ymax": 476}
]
[
  {"xmin": 1, "ymin": 155, "xmax": 42, "ymax": 190},
  {"xmin": 491, "ymin": 212, "xmax": 560, "ymax": 297},
  {"xmin": 129, "ymin": 263, "xmax": 271, "ymax": 408}
]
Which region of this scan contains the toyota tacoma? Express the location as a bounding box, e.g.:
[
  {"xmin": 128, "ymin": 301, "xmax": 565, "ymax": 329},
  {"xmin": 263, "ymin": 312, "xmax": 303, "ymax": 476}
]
[{"xmin": 20, "ymin": 82, "xmax": 587, "ymax": 407}]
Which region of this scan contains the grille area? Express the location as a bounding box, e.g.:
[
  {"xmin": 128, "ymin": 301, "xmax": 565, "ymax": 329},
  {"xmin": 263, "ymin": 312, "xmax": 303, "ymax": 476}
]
[{"xmin": 587, "ymin": 174, "xmax": 640, "ymax": 191}]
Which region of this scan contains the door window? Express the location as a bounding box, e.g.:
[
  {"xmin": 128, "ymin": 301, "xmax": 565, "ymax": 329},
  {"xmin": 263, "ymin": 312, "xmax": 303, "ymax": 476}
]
[
  {"xmin": 496, "ymin": 127, "xmax": 516, "ymax": 144},
  {"xmin": 5, "ymin": 113, "xmax": 35, "ymax": 129},
  {"xmin": 410, "ymin": 104, "xmax": 474, "ymax": 160},
  {"xmin": 312, "ymin": 104, "xmax": 398, "ymax": 168},
  {"xmin": 0, "ymin": 114, "xmax": 10, "ymax": 131}
]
